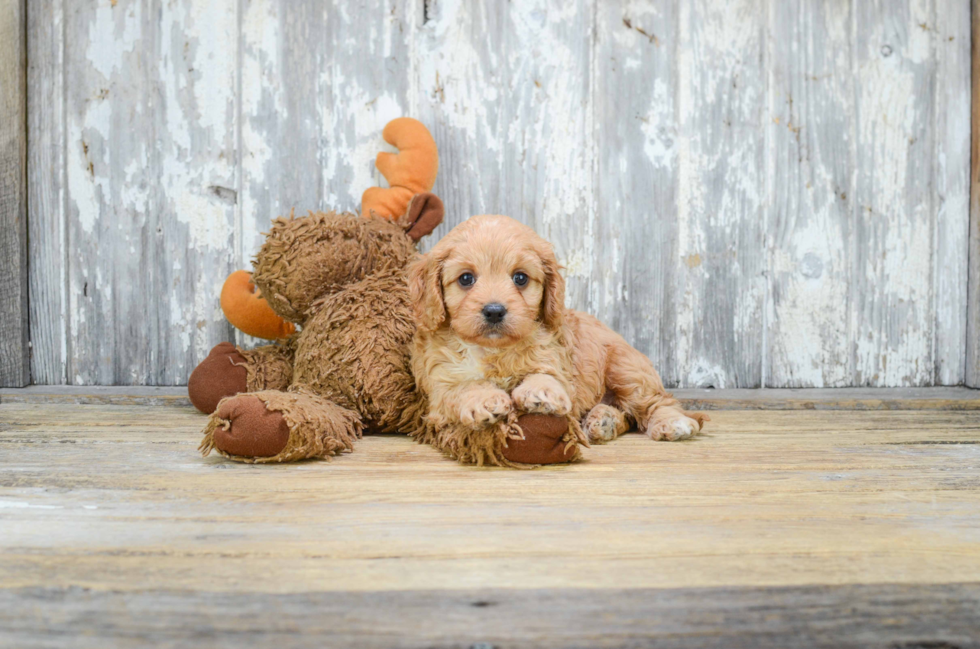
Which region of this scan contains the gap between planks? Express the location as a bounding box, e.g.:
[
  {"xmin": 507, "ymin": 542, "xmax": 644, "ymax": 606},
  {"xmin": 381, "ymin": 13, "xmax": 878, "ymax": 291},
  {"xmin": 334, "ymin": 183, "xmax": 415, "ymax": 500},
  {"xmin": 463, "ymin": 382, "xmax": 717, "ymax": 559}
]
[{"xmin": 1, "ymin": 385, "xmax": 979, "ymax": 410}]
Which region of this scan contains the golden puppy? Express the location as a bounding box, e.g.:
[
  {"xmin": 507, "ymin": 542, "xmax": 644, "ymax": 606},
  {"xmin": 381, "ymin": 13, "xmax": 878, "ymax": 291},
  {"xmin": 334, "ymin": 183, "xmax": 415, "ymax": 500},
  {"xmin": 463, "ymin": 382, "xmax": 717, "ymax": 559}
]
[{"xmin": 409, "ymin": 215, "xmax": 706, "ymax": 460}]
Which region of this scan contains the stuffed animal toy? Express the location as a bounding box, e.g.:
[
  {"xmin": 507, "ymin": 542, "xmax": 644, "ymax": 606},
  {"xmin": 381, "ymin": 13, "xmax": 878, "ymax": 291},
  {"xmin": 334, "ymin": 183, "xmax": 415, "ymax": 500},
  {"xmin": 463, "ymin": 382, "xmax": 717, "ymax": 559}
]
[
  {"xmin": 188, "ymin": 118, "xmax": 579, "ymax": 466},
  {"xmin": 217, "ymin": 117, "xmax": 440, "ymax": 342}
]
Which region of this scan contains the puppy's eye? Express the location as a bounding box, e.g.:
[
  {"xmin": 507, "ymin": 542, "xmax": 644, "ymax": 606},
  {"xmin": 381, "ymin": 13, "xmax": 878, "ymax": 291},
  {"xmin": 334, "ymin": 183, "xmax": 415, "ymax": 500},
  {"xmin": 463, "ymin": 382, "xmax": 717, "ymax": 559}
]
[
  {"xmin": 513, "ymin": 272, "xmax": 529, "ymax": 287},
  {"xmin": 458, "ymin": 272, "xmax": 476, "ymax": 288}
]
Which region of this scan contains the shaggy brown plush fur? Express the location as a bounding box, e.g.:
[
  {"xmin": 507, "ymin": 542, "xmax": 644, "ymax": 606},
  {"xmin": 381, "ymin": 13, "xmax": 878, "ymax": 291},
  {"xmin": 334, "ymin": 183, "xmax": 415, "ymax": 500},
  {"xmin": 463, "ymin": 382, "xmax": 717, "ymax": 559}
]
[
  {"xmin": 251, "ymin": 210, "xmax": 419, "ymax": 325},
  {"xmin": 197, "ymin": 204, "xmax": 435, "ymax": 464},
  {"xmin": 240, "ymin": 340, "xmax": 294, "ymax": 392}
]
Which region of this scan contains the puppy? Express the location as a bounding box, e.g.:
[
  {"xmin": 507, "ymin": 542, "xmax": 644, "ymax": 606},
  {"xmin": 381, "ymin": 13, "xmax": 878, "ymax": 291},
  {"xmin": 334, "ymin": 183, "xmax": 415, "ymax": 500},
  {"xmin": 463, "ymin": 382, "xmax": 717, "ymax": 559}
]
[{"xmin": 409, "ymin": 215, "xmax": 706, "ymax": 459}]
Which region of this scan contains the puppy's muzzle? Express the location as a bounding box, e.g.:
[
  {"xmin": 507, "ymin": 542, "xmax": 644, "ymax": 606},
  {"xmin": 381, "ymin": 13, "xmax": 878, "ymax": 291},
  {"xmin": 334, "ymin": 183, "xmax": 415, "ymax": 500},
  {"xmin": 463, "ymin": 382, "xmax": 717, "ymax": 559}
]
[{"xmin": 482, "ymin": 302, "xmax": 507, "ymax": 325}]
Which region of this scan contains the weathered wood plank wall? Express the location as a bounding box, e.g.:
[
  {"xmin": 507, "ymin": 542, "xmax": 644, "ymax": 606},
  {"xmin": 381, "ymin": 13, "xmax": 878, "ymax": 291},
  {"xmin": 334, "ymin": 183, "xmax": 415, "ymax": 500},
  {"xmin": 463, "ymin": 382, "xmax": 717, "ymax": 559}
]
[
  {"xmin": 25, "ymin": 0, "xmax": 972, "ymax": 388},
  {"xmin": 0, "ymin": 0, "xmax": 29, "ymax": 387}
]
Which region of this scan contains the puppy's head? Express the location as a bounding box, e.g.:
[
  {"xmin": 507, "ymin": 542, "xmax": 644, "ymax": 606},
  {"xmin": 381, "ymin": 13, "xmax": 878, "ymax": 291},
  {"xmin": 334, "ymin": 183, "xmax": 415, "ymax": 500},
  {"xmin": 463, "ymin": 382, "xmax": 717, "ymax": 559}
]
[{"xmin": 409, "ymin": 215, "xmax": 565, "ymax": 347}]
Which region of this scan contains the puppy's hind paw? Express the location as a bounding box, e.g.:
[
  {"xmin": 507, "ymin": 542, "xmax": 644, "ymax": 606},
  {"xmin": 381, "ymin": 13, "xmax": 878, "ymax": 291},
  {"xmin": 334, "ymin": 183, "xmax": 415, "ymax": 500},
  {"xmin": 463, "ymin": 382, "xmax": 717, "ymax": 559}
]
[
  {"xmin": 646, "ymin": 415, "xmax": 700, "ymax": 442},
  {"xmin": 583, "ymin": 404, "xmax": 628, "ymax": 444}
]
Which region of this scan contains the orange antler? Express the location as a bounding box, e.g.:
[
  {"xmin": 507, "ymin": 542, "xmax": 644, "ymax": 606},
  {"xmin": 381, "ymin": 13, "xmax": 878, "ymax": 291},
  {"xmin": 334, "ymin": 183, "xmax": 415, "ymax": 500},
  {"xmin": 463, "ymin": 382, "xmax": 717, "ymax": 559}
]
[
  {"xmin": 220, "ymin": 270, "xmax": 296, "ymax": 340},
  {"xmin": 361, "ymin": 117, "xmax": 439, "ymax": 220}
]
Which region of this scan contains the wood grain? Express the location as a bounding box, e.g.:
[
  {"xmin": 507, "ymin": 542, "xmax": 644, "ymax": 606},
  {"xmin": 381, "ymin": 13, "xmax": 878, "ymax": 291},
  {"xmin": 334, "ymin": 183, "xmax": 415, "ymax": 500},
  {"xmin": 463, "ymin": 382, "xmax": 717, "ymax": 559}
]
[
  {"xmin": 675, "ymin": 386, "xmax": 980, "ymax": 411},
  {"xmin": 0, "ymin": 403, "xmax": 979, "ymax": 644},
  {"xmin": 593, "ymin": 1, "xmax": 680, "ymax": 385},
  {"xmin": 934, "ymin": 0, "xmax": 972, "ymax": 385},
  {"xmin": 770, "ymin": 0, "xmax": 971, "ymax": 388},
  {"xmin": 1, "ymin": 404, "xmax": 979, "ymax": 593},
  {"xmin": 968, "ymin": 0, "xmax": 980, "ymax": 387},
  {"xmin": 0, "ymin": 0, "xmax": 28, "ymax": 387},
  {"xmin": 674, "ymin": 0, "xmax": 768, "ymax": 389},
  {"xmin": 1, "ymin": 583, "xmax": 978, "ymax": 648},
  {"xmin": 851, "ymin": 0, "xmax": 945, "ymax": 386},
  {"xmin": 767, "ymin": 0, "xmax": 854, "ymax": 388},
  {"xmin": 26, "ymin": 0, "xmax": 66, "ymax": 385}
]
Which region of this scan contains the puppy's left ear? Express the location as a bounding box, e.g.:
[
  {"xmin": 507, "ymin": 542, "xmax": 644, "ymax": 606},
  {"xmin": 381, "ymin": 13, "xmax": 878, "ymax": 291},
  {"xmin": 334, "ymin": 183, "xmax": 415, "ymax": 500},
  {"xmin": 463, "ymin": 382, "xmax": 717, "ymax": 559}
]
[
  {"xmin": 538, "ymin": 241, "xmax": 566, "ymax": 329},
  {"xmin": 398, "ymin": 192, "xmax": 444, "ymax": 242}
]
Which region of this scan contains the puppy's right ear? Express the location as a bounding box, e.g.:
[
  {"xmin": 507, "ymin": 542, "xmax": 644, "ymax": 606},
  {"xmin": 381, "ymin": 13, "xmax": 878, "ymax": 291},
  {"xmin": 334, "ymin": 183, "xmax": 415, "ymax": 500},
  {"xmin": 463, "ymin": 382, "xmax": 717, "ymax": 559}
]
[{"xmin": 408, "ymin": 252, "xmax": 446, "ymax": 331}]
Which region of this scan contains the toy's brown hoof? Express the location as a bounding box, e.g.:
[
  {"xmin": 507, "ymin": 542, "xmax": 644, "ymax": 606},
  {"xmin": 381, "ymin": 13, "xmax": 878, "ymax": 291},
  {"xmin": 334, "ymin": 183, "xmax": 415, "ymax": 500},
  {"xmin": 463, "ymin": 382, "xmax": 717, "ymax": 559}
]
[
  {"xmin": 213, "ymin": 395, "xmax": 290, "ymax": 458},
  {"xmin": 503, "ymin": 414, "xmax": 575, "ymax": 465},
  {"xmin": 188, "ymin": 342, "xmax": 248, "ymax": 414}
]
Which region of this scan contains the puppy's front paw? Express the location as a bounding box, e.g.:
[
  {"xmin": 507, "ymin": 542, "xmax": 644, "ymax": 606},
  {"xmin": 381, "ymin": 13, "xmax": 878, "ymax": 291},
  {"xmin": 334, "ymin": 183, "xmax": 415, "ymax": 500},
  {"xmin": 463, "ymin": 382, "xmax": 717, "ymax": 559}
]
[
  {"xmin": 512, "ymin": 375, "xmax": 572, "ymax": 416},
  {"xmin": 646, "ymin": 415, "xmax": 700, "ymax": 441},
  {"xmin": 458, "ymin": 388, "xmax": 513, "ymax": 427}
]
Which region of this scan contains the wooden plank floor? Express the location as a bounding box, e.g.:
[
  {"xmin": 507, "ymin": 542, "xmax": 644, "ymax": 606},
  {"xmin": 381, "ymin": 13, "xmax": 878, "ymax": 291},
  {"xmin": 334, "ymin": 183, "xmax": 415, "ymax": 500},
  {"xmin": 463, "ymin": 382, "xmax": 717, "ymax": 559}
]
[{"xmin": 1, "ymin": 401, "xmax": 979, "ymax": 647}]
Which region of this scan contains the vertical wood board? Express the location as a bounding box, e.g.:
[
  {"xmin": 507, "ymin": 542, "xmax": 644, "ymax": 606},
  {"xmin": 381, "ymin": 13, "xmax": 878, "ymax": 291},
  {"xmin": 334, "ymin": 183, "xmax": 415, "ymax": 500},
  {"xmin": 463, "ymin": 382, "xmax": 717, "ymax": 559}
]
[
  {"xmin": 27, "ymin": 0, "xmax": 67, "ymax": 385},
  {"xmin": 767, "ymin": 0, "xmax": 855, "ymax": 388},
  {"xmin": 240, "ymin": 0, "xmax": 419, "ymax": 257},
  {"xmin": 671, "ymin": 0, "xmax": 768, "ymax": 387},
  {"xmin": 0, "ymin": 0, "xmax": 29, "ymax": 387},
  {"xmin": 851, "ymin": 0, "xmax": 942, "ymax": 386},
  {"xmin": 593, "ymin": 1, "xmax": 680, "ymax": 384},
  {"xmin": 967, "ymin": 0, "xmax": 980, "ymax": 387},
  {"xmin": 933, "ymin": 0, "xmax": 971, "ymax": 385}
]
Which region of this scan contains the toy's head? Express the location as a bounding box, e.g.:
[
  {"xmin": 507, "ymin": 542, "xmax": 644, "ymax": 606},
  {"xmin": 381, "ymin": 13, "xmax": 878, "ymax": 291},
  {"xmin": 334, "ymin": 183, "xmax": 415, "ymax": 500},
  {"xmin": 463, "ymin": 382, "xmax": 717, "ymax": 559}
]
[
  {"xmin": 247, "ymin": 193, "xmax": 444, "ymax": 325},
  {"xmin": 219, "ymin": 118, "xmax": 442, "ymax": 339}
]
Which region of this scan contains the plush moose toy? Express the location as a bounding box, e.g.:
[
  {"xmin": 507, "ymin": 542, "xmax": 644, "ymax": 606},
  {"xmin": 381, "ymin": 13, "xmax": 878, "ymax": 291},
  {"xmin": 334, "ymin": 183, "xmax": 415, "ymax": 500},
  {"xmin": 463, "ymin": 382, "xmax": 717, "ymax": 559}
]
[{"xmin": 188, "ymin": 118, "xmax": 580, "ymax": 466}]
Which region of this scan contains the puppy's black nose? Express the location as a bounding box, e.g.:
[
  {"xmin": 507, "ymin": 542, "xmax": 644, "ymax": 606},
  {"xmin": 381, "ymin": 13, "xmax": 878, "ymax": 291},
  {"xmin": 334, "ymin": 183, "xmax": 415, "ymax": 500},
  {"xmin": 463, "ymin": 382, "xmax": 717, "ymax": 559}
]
[{"xmin": 482, "ymin": 303, "xmax": 507, "ymax": 324}]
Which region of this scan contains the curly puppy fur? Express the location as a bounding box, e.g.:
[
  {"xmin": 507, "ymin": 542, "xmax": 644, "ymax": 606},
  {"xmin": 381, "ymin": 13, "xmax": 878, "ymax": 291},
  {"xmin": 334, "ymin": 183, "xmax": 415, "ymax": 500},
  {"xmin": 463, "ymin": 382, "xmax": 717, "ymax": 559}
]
[{"xmin": 409, "ymin": 215, "xmax": 707, "ymax": 452}]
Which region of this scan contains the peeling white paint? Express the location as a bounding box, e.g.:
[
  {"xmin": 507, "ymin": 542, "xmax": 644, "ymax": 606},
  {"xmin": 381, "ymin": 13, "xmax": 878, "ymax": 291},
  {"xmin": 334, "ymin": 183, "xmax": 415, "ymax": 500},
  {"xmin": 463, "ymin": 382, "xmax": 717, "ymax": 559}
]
[
  {"xmin": 86, "ymin": 3, "xmax": 140, "ymax": 80},
  {"xmin": 341, "ymin": 91, "xmax": 405, "ymax": 208},
  {"xmin": 417, "ymin": 0, "xmax": 502, "ymax": 159},
  {"xmin": 853, "ymin": 16, "xmax": 932, "ymax": 386},
  {"xmin": 37, "ymin": 0, "xmax": 972, "ymax": 388},
  {"xmin": 641, "ymin": 79, "xmax": 677, "ymax": 170},
  {"xmin": 67, "ymin": 99, "xmax": 111, "ymax": 235},
  {"xmin": 241, "ymin": 0, "xmax": 283, "ymax": 258}
]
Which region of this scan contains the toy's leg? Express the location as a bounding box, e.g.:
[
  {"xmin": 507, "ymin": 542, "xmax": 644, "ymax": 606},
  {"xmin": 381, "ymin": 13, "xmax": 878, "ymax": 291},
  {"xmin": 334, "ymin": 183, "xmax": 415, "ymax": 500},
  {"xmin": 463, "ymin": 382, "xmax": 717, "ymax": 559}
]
[
  {"xmin": 200, "ymin": 388, "xmax": 362, "ymax": 463},
  {"xmin": 502, "ymin": 414, "xmax": 583, "ymax": 465},
  {"xmin": 188, "ymin": 342, "xmax": 293, "ymax": 414},
  {"xmin": 582, "ymin": 403, "xmax": 629, "ymax": 444},
  {"xmin": 603, "ymin": 344, "xmax": 708, "ymax": 442}
]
